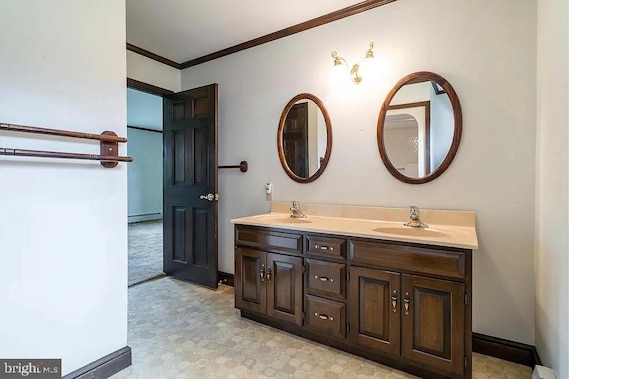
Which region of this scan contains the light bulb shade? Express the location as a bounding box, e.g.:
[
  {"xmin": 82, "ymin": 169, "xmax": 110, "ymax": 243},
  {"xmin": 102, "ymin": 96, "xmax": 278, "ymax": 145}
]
[
  {"xmin": 357, "ymin": 55, "xmax": 376, "ymax": 81},
  {"xmin": 330, "ymin": 60, "xmax": 348, "ymax": 87}
]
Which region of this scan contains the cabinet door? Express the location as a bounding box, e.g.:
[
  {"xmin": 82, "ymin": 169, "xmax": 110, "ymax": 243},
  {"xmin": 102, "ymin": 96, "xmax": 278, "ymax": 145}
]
[
  {"xmin": 235, "ymin": 248, "xmax": 267, "ymax": 314},
  {"xmin": 401, "ymin": 274, "xmax": 465, "ymax": 377},
  {"xmin": 267, "ymin": 253, "xmax": 304, "ymax": 326},
  {"xmin": 349, "ymin": 266, "xmax": 401, "ymax": 355}
]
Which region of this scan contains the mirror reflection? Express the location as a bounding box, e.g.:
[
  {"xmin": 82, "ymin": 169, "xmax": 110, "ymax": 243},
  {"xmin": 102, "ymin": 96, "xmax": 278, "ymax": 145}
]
[
  {"xmin": 377, "ymin": 72, "xmax": 462, "ymax": 184},
  {"xmin": 278, "ymin": 94, "xmax": 332, "ymax": 183},
  {"xmin": 383, "ymin": 80, "xmax": 454, "ymax": 178}
]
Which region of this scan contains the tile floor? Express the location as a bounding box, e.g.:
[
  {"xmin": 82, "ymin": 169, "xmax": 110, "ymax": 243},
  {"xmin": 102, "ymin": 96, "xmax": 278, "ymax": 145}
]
[{"xmin": 114, "ymin": 277, "xmax": 532, "ymax": 379}]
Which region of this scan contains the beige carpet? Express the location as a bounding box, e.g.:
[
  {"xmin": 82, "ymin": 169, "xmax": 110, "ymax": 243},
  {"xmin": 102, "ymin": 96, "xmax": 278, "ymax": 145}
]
[{"xmin": 128, "ymin": 220, "xmax": 165, "ymax": 286}]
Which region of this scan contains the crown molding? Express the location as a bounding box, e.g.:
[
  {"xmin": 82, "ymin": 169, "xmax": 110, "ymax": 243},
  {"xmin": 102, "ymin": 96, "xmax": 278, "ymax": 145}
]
[
  {"xmin": 126, "ymin": 43, "xmax": 181, "ymax": 69},
  {"xmin": 126, "ymin": 0, "xmax": 397, "ymax": 70},
  {"xmin": 180, "ymin": 0, "xmax": 396, "ymax": 68}
]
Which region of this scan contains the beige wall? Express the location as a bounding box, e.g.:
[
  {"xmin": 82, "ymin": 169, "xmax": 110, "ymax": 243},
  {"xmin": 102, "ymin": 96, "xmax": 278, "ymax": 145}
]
[
  {"xmin": 181, "ymin": 0, "xmax": 537, "ymax": 344},
  {"xmin": 127, "ymin": 50, "xmax": 181, "ymax": 92},
  {"xmin": 536, "ymin": 0, "xmax": 569, "ymax": 376},
  {"xmin": 0, "ymin": 0, "xmax": 127, "ymax": 374}
]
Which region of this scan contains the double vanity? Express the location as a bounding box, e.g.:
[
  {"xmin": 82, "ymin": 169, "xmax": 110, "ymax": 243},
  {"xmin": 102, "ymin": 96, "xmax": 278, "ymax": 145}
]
[
  {"xmin": 230, "ymin": 69, "xmax": 472, "ymax": 377},
  {"xmin": 231, "ymin": 202, "xmax": 478, "ymax": 379}
]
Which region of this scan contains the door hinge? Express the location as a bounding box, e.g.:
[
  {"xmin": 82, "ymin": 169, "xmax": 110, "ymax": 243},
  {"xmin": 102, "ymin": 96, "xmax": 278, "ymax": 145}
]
[
  {"xmin": 347, "ymin": 271, "xmax": 350, "ymax": 283},
  {"xmin": 347, "ymin": 322, "xmax": 350, "ymax": 333},
  {"xmin": 464, "ymin": 355, "xmax": 468, "ymax": 369},
  {"xmin": 302, "ymin": 311, "xmax": 306, "ymax": 320},
  {"xmin": 302, "ymin": 265, "xmax": 306, "ymax": 274},
  {"xmin": 464, "ymin": 293, "xmax": 468, "ymax": 305}
]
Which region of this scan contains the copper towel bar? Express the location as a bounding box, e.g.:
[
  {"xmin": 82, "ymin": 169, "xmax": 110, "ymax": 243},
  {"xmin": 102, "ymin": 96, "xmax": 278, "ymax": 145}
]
[{"xmin": 0, "ymin": 122, "xmax": 132, "ymax": 168}]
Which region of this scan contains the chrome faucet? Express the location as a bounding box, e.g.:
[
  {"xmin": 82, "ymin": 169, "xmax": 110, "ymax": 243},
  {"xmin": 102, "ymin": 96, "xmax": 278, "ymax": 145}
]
[
  {"xmin": 290, "ymin": 201, "xmax": 306, "ymax": 218},
  {"xmin": 404, "ymin": 206, "xmax": 427, "ymax": 228}
]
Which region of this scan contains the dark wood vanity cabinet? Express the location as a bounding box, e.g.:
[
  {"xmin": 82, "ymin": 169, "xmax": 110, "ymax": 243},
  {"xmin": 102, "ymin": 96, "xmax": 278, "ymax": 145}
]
[
  {"xmin": 401, "ymin": 274, "xmax": 466, "ymax": 376},
  {"xmin": 349, "ymin": 266, "xmax": 402, "ymax": 354},
  {"xmin": 349, "ymin": 267, "xmax": 466, "ymax": 377},
  {"xmin": 235, "ymin": 248, "xmax": 304, "ymax": 326},
  {"xmin": 234, "ymin": 225, "xmax": 472, "ymax": 379}
]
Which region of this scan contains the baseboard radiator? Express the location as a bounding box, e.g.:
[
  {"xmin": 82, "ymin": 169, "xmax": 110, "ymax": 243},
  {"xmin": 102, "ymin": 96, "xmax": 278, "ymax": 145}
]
[
  {"xmin": 532, "ymin": 365, "xmax": 557, "ymax": 379},
  {"xmin": 128, "ymin": 212, "xmax": 162, "ymax": 223}
]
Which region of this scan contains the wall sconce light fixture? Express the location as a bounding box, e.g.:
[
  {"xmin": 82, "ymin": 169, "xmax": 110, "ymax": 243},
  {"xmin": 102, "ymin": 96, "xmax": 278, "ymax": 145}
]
[{"xmin": 331, "ymin": 42, "xmax": 376, "ymax": 84}]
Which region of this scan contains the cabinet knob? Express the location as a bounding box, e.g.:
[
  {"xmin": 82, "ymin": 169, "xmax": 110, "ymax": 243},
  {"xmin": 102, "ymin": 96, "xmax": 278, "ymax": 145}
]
[
  {"xmin": 314, "ymin": 244, "xmax": 334, "ymax": 251},
  {"xmin": 266, "ymin": 266, "xmax": 272, "ymax": 282},
  {"xmin": 404, "ymin": 292, "xmax": 410, "ymax": 314},
  {"xmin": 260, "ymin": 264, "xmax": 265, "ymax": 282}
]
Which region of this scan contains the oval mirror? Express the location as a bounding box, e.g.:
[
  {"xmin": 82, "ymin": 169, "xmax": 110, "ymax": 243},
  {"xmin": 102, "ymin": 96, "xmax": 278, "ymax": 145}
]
[
  {"xmin": 277, "ymin": 93, "xmax": 333, "ymax": 183},
  {"xmin": 377, "ymin": 72, "xmax": 462, "ymax": 184}
]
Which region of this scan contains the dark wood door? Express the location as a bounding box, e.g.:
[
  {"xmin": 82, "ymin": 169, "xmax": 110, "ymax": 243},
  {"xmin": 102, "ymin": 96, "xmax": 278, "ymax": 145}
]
[
  {"xmin": 267, "ymin": 253, "xmax": 303, "ymax": 326},
  {"xmin": 235, "ymin": 248, "xmax": 267, "ymax": 314},
  {"xmin": 349, "ymin": 266, "xmax": 401, "ymax": 355},
  {"xmin": 163, "ymin": 84, "xmax": 219, "ymax": 288},
  {"xmin": 401, "ymin": 274, "xmax": 465, "ymax": 376},
  {"xmin": 283, "ymin": 102, "xmax": 308, "ymax": 177}
]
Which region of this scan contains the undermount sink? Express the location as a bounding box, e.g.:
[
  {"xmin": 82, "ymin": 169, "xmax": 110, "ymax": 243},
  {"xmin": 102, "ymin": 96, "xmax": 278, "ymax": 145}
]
[{"xmin": 372, "ymin": 226, "xmax": 449, "ymax": 238}]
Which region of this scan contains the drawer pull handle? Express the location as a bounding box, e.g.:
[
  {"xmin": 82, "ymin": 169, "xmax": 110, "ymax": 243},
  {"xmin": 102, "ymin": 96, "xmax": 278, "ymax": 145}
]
[
  {"xmin": 314, "ymin": 244, "xmax": 334, "ymax": 251},
  {"xmin": 260, "ymin": 264, "xmax": 265, "ymax": 282},
  {"xmin": 314, "ymin": 275, "xmax": 333, "ymax": 282},
  {"xmin": 314, "ymin": 312, "xmax": 334, "ymax": 321},
  {"xmin": 391, "ymin": 290, "xmax": 398, "ymax": 312},
  {"xmin": 404, "ymin": 292, "xmax": 410, "ymax": 314},
  {"xmin": 266, "ymin": 266, "xmax": 272, "ymax": 283}
]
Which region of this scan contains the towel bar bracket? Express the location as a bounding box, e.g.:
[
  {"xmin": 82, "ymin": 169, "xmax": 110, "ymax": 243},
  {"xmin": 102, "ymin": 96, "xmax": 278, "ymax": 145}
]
[
  {"xmin": 100, "ymin": 131, "xmax": 120, "ymax": 168},
  {"xmin": 218, "ymin": 160, "xmax": 248, "ymax": 173}
]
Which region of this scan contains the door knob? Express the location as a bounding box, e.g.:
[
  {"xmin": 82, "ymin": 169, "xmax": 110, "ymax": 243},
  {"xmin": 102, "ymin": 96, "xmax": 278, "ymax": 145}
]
[{"xmin": 199, "ymin": 193, "xmax": 217, "ymax": 201}]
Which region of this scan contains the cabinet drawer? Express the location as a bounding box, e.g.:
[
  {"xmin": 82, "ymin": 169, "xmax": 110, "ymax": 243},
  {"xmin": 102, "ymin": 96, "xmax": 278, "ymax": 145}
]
[
  {"xmin": 306, "ymin": 259, "xmax": 346, "ymax": 299},
  {"xmin": 236, "ymin": 226, "xmax": 302, "ymax": 255},
  {"xmin": 306, "ymin": 235, "xmax": 346, "ymax": 259},
  {"xmin": 349, "ymin": 240, "xmax": 465, "ymax": 280},
  {"xmin": 305, "ymin": 295, "xmax": 346, "ymax": 339}
]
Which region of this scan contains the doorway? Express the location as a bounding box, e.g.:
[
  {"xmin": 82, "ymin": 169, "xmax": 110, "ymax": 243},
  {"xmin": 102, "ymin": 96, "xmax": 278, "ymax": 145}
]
[
  {"xmin": 126, "ymin": 87, "xmax": 165, "ymax": 286},
  {"xmin": 282, "ymin": 102, "xmax": 309, "ymax": 178},
  {"xmin": 126, "ymin": 80, "xmax": 220, "ymax": 289}
]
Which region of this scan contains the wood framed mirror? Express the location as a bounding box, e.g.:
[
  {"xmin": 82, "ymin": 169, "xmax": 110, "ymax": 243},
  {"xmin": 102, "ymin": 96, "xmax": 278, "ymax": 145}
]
[
  {"xmin": 377, "ymin": 72, "xmax": 462, "ymax": 184},
  {"xmin": 277, "ymin": 93, "xmax": 333, "ymax": 183}
]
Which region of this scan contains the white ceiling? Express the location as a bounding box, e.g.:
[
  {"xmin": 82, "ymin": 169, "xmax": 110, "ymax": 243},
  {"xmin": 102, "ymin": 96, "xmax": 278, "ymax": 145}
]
[{"xmin": 126, "ymin": 0, "xmax": 363, "ymax": 63}]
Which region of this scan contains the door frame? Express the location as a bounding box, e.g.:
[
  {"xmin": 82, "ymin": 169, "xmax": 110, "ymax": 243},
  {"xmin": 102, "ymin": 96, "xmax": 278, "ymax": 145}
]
[{"xmin": 126, "ymin": 78, "xmax": 227, "ymax": 286}]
